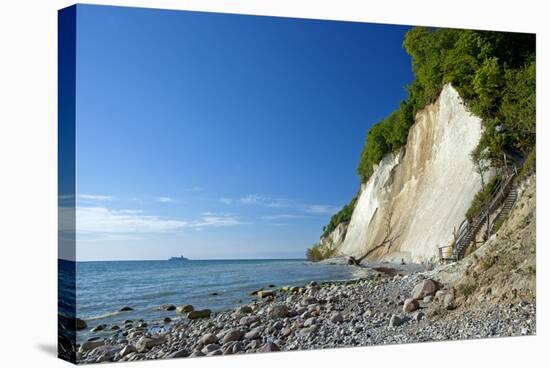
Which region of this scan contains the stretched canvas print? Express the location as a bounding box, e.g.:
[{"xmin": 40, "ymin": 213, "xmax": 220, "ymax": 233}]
[{"xmin": 58, "ymin": 4, "xmax": 537, "ymax": 364}]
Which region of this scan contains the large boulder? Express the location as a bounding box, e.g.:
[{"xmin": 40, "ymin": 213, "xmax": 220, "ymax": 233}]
[
  {"xmin": 127, "ymin": 330, "xmax": 143, "ymax": 339},
  {"xmin": 434, "ymin": 290, "xmax": 456, "ymax": 310},
  {"xmin": 443, "ymin": 293, "xmax": 455, "ymax": 310},
  {"xmin": 403, "ymin": 298, "xmax": 420, "ymax": 312},
  {"xmin": 160, "ymin": 304, "xmax": 176, "ymax": 311},
  {"xmin": 411, "ymin": 279, "xmax": 439, "ymax": 300},
  {"xmin": 79, "ymin": 340, "xmax": 104, "ymax": 353},
  {"xmin": 200, "ymin": 333, "xmax": 218, "ymax": 345},
  {"xmin": 281, "ymin": 327, "xmax": 292, "ymax": 337},
  {"xmin": 257, "ymin": 290, "xmax": 275, "ymax": 298},
  {"xmin": 289, "ymin": 286, "xmax": 300, "ymax": 294},
  {"xmin": 235, "ymin": 305, "xmax": 253, "ymax": 315},
  {"xmin": 75, "ymin": 318, "xmax": 87, "ymax": 330},
  {"xmin": 135, "ymin": 335, "xmax": 166, "ymax": 353},
  {"xmin": 119, "ymin": 345, "xmax": 136, "ymax": 357},
  {"xmin": 260, "ymin": 341, "xmax": 280, "ymax": 352},
  {"xmin": 268, "ymin": 304, "xmax": 289, "ymax": 319},
  {"xmin": 222, "ymin": 329, "xmax": 243, "ymax": 344},
  {"xmin": 188, "ymin": 309, "xmax": 211, "ymax": 319},
  {"xmin": 176, "ymin": 304, "xmax": 194, "ymax": 314},
  {"xmin": 389, "ymin": 314, "xmax": 403, "ymax": 327},
  {"xmin": 239, "ymin": 315, "xmax": 260, "ymax": 326},
  {"xmin": 250, "ymin": 288, "xmax": 264, "ymax": 296},
  {"xmin": 91, "ymin": 324, "xmax": 106, "ymax": 333},
  {"xmin": 94, "ymin": 345, "xmax": 120, "ymax": 362},
  {"xmin": 244, "ymin": 327, "xmax": 262, "ymax": 340}
]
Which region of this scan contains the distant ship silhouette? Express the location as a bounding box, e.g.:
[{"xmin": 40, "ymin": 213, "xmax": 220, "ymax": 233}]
[{"xmin": 168, "ymin": 255, "xmax": 189, "ymax": 261}]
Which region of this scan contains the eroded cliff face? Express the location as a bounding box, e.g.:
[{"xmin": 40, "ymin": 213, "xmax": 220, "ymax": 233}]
[
  {"xmin": 327, "ymin": 84, "xmax": 487, "ymax": 263},
  {"xmin": 319, "ymin": 222, "xmax": 348, "ymax": 254}
]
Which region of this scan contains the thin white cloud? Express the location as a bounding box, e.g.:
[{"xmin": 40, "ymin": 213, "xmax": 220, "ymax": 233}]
[
  {"xmin": 156, "ymin": 197, "xmax": 174, "ymax": 203},
  {"xmin": 224, "ymin": 193, "xmax": 338, "ymax": 216},
  {"xmin": 265, "ymin": 201, "xmax": 286, "ymax": 208},
  {"xmin": 238, "ymin": 194, "xmax": 288, "ymax": 208},
  {"xmin": 70, "ymin": 206, "xmax": 246, "ymax": 234},
  {"xmin": 79, "ymin": 194, "xmax": 113, "ymax": 201},
  {"xmin": 303, "ymin": 204, "xmax": 339, "ymax": 215},
  {"xmin": 113, "ymin": 209, "xmax": 144, "ymax": 214},
  {"xmin": 195, "ymin": 213, "xmax": 245, "ymax": 227},
  {"xmin": 76, "ymin": 207, "xmax": 188, "ymax": 233},
  {"xmin": 240, "ymin": 194, "xmax": 262, "ymax": 205}
]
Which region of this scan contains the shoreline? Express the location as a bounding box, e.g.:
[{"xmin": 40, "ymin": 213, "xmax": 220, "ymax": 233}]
[
  {"xmin": 74, "ymin": 258, "xmax": 423, "ymax": 341},
  {"xmin": 69, "ymin": 261, "xmax": 536, "ymax": 364},
  {"xmin": 68, "ymin": 258, "xmax": 383, "ymax": 343}
]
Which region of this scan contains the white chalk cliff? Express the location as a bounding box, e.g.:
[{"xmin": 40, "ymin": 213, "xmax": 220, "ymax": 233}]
[{"xmin": 325, "ymin": 84, "xmax": 487, "ymax": 263}]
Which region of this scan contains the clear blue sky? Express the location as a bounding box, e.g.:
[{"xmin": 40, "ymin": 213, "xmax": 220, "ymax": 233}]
[{"xmin": 72, "ymin": 4, "xmax": 413, "ymax": 261}]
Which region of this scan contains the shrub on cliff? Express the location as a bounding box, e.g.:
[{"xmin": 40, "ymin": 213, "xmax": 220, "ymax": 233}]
[
  {"xmin": 357, "ymin": 107, "xmax": 411, "ymax": 182},
  {"xmin": 357, "ymin": 28, "xmax": 535, "ymax": 183},
  {"xmin": 518, "ymin": 149, "xmax": 536, "ymax": 181},
  {"xmin": 321, "ymin": 195, "xmax": 357, "ymax": 238},
  {"xmin": 328, "ymin": 27, "xmax": 535, "ymax": 240},
  {"xmin": 306, "ymin": 243, "xmax": 336, "ymax": 262},
  {"xmin": 465, "ymin": 175, "xmax": 501, "ymax": 221}
]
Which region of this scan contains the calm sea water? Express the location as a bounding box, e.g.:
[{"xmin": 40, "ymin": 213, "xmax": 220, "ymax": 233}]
[{"xmin": 59, "ymin": 259, "xmax": 363, "ymax": 342}]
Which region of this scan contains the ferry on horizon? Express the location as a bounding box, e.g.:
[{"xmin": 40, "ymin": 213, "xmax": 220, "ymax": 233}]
[{"xmin": 168, "ymin": 255, "xmax": 189, "ymax": 261}]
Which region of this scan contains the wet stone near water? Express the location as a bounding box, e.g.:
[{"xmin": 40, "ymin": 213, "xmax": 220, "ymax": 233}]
[{"xmin": 75, "ymin": 265, "xmax": 536, "ymax": 364}]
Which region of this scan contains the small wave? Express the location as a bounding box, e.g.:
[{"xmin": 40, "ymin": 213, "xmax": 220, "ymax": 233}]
[
  {"xmin": 141, "ymin": 290, "xmax": 177, "ymax": 300},
  {"xmin": 85, "ymin": 311, "xmax": 122, "ymax": 321}
]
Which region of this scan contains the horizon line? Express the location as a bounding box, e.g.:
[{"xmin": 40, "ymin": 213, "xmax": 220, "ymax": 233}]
[{"xmin": 58, "ymin": 257, "xmax": 307, "ymax": 262}]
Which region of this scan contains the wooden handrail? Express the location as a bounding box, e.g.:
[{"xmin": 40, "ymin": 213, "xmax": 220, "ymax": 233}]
[{"xmin": 440, "ymin": 168, "xmax": 517, "ymax": 262}]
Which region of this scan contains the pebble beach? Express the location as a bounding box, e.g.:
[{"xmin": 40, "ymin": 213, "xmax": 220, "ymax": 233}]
[{"xmin": 65, "ymin": 262, "xmax": 535, "ymax": 364}]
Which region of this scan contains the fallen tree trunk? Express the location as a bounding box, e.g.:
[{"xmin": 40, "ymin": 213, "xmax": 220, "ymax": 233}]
[{"xmin": 348, "ymin": 206, "xmax": 399, "ymax": 266}]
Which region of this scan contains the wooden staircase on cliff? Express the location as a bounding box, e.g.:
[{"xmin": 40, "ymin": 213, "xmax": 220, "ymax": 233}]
[{"xmin": 439, "ymin": 168, "xmax": 518, "ymax": 263}]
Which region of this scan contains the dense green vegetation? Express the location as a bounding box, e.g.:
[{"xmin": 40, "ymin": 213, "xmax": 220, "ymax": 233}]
[
  {"xmin": 519, "ymin": 149, "xmax": 536, "ymax": 181},
  {"xmin": 322, "ymin": 27, "xmax": 535, "ymax": 240},
  {"xmin": 465, "ymin": 175, "xmax": 501, "ymax": 221},
  {"xmin": 358, "ymin": 28, "xmax": 535, "ymax": 182},
  {"xmin": 306, "ymin": 243, "xmax": 336, "ymax": 262},
  {"xmin": 321, "ymin": 195, "xmax": 357, "ymax": 239}
]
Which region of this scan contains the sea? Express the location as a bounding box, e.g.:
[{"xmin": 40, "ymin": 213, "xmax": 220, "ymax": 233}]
[{"xmin": 59, "ymin": 258, "xmax": 364, "ymax": 343}]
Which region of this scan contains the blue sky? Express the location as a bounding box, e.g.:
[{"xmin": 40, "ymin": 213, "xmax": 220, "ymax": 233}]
[{"xmin": 71, "ymin": 5, "xmax": 413, "ymax": 261}]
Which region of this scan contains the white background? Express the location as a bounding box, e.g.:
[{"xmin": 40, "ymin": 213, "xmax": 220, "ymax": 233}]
[{"xmin": 0, "ymin": 0, "xmax": 547, "ymax": 367}]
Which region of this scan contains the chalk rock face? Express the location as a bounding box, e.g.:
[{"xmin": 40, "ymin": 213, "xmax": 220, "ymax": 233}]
[
  {"xmin": 319, "ymin": 222, "xmax": 348, "ymax": 253},
  {"xmin": 334, "ymin": 84, "xmax": 488, "ymax": 263}
]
